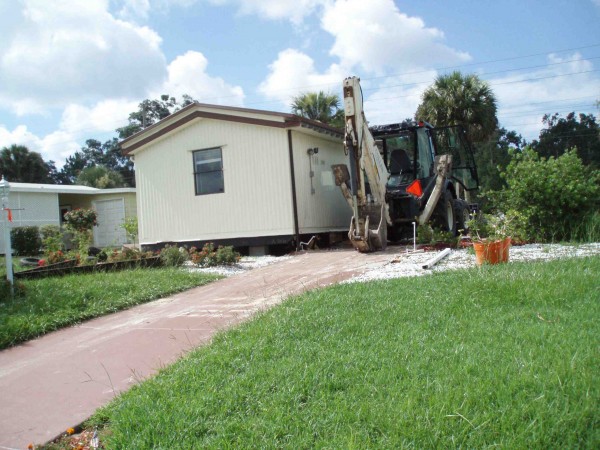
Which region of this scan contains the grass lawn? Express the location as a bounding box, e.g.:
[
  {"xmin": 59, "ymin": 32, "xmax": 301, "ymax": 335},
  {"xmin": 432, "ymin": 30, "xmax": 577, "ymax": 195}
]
[
  {"xmin": 0, "ymin": 267, "xmax": 220, "ymax": 349},
  {"xmin": 82, "ymin": 256, "xmax": 599, "ymax": 449}
]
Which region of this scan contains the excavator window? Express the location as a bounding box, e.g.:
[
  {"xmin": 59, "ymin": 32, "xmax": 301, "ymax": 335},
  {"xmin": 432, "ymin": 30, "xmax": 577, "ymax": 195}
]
[
  {"xmin": 384, "ymin": 133, "xmax": 416, "ymax": 186},
  {"xmin": 430, "ymin": 126, "xmax": 479, "ymax": 190}
]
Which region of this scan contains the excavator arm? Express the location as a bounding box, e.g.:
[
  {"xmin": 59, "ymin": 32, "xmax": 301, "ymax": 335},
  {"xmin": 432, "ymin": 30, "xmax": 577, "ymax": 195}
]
[
  {"xmin": 332, "ymin": 77, "xmax": 390, "ymax": 252},
  {"xmin": 333, "ymin": 77, "xmax": 454, "ymax": 253}
]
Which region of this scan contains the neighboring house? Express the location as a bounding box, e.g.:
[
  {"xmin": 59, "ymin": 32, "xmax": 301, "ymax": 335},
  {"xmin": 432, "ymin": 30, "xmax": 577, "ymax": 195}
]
[
  {"xmin": 0, "ymin": 183, "xmax": 137, "ymax": 253},
  {"xmin": 120, "ymin": 102, "xmax": 351, "ymax": 254}
]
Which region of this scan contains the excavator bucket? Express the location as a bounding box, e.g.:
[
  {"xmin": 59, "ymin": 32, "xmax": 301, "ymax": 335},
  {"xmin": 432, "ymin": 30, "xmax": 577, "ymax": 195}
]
[{"xmin": 348, "ymin": 204, "xmax": 387, "ymax": 253}]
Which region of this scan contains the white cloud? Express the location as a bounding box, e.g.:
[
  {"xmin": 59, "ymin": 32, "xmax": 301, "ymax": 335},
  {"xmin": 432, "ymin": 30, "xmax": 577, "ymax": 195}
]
[
  {"xmin": 321, "ymin": 0, "xmax": 470, "ymax": 75},
  {"xmin": 0, "ymin": 0, "xmax": 167, "ymax": 114},
  {"xmin": 363, "ymin": 70, "xmax": 438, "ymax": 125},
  {"xmin": 257, "ymin": 0, "xmax": 470, "ymax": 119},
  {"xmin": 210, "ymin": 0, "xmax": 325, "ymax": 25},
  {"xmin": 118, "ymin": 0, "xmax": 152, "ymax": 20},
  {"xmin": 1, "ymin": 49, "xmax": 245, "ymax": 167},
  {"xmin": 258, "ymin": 49, "xmax": 346, "ymax": 108},
  {"xmin": 0, "ymin": 125, "xmax": 80, "ymax": 166},
  {"xmin": 159, "ymin": 51, "xmax": 245, "ymax": 105},
  {"xmin": 492, "ymin": 53, "xmax": 600, "ymax": 140},
  {"xmin": 60, "ymin": 99, "xmax": 140, "ymax": 136}
]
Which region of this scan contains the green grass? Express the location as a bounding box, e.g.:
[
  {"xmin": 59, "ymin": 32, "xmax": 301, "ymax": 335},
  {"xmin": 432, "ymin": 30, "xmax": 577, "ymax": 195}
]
[
  {"xmin": 0, "ymin": 268, "xmax": 220, "ymax": 349},
  {"xmin": 0, "ymin": 254, "xmax": 34, "ymax": 275},
  {"xmin": 84, "ymin": 256, "xmax": 600, "ymax": 449}
]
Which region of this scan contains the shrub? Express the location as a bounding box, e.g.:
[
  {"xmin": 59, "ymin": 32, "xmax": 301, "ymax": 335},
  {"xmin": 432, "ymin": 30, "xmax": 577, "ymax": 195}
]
[
  {"xmin": 40, "ymin": 224, "xmax": 64, "ymax": 254},
  {"xmin": 10, "ymin": 226, "xmax": 41, "ymax": 256},
  {"xmin": 160, "ymin": 245, "xmax": 189, "ymax": 267},
  {"xmin": 489, "ymin": 148, "xmax": 600, "ymax": 242},
  {"xmin": 190, "ymin": 243, "xmax": 240, "ymax": 267},
  {"xmin": 216, "ymin": 245, "xmax": 241, "ymax": 265},
  {"xmin": 107, "ymin": 248, "xmax": 154, "ymax": 263}
]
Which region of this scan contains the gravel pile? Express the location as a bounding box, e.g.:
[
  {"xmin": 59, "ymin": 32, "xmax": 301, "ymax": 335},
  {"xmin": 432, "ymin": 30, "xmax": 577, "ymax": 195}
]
[
  {"xmin": 185, "ymin": 255, "xmax": 292, "ymax": 277},
  {"xmin": 345, "ymin": 242, "xmax": 600, "ymax": 283}
]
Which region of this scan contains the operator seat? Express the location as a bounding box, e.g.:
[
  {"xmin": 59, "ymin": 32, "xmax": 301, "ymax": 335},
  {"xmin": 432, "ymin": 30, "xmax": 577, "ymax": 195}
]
[{"xmin": 389, "ymin": 149, "xmax": 412, "ymax": 174}]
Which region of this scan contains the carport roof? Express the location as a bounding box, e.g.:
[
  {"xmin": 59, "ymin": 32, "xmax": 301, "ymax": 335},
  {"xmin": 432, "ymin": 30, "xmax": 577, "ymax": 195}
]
[{"xmin": 10, "ymin": 183, "xmax": 136, "ymax": 195}]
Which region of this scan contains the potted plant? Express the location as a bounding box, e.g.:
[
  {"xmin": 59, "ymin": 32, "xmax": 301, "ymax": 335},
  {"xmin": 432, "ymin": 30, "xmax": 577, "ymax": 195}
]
[{"xmin": 466, "ymin": 212, "xmax": 511, "ymax": 265}]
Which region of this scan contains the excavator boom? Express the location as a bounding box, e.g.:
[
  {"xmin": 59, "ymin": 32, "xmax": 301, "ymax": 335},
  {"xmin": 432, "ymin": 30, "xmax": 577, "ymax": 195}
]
[{"xmin": 332, "ymin": 77, "xmax": 390, "ymax": 252}]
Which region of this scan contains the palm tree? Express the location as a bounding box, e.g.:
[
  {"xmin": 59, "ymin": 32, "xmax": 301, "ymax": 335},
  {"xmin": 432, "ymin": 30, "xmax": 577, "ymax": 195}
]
[
  {"xmin": 415, "ymin": 72, "xmax": 498, "ymax": 144},
  {"xmin": 291, "ymin": 91, "xmax": 344, "ymax": 129}
]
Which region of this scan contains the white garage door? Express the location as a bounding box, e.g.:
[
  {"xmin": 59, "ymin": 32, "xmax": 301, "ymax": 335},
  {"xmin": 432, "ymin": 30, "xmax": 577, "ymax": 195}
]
[{"xmin": 93, "ymin": 198, "xmax": 127, "ymax": 248}]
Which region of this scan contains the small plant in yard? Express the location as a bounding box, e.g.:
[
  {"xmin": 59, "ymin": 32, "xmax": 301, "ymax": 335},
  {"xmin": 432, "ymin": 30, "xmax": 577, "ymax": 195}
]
[
  {"xmin": 466, "ymin": 211, "xmax": 515, "ymax": 242},
  {"xmin": 189, "ymin": 243, "xmax": 240, "ymax": 267},
  {"xmin": 46, "ymin": 250, "xmax": 67, "ymax": 265},
  {"xmin": 120, "ymin": 217, "xmax": 138, "ymax": 245},
  {"xmin": 159, "ymin": 245, "xmax": 189, "ymax": 267},
  {"xmin": 40, "ymin": 224, "xmax": 64, "ymax": 254},
  {"xmin": 417, "ymin": 223, "xmax": 457, "ymax": 245}
]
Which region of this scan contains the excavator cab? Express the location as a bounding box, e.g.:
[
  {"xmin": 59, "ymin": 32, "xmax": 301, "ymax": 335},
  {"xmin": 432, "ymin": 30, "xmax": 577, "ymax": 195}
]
[
  {"xmin": 371, "ymin": 121, "xmax": 479, "ymax": 239},
  {"xmin": 333, "ymin": 76, "xmax": 479, "ymax": 252}
]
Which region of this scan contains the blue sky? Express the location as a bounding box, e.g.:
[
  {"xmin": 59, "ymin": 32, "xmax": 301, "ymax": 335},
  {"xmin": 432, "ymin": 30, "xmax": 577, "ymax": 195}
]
[{"xmin": 1, "ymin": 0, "xmax": 599, "ymax": 167}]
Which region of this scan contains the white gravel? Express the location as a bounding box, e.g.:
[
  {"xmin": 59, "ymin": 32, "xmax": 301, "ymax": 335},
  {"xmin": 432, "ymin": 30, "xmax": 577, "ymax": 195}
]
[
  {"xmin": 183, "ymin": 243, "xmax": 600, "ymax": 283},
  {"xmin": 184, "ymin": 255, "xmax": 292, "ymax": 276},
  {"xmin": 344, "ymin": 242, "xmax": 600, "ymax": 283}
]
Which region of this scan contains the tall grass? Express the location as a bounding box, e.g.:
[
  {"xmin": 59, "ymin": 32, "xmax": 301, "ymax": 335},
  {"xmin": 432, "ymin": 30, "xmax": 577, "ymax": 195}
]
[
  {"xmin": 0, "ymin": 268, "xmax": 220, "ymax": 349},
  {"xmin": 88, "ymin": 256, "xmax": 599, "ymax": 449},
  {"xmin": 568, "ymin": 211, "xmax": 600, "ymax": 242}
]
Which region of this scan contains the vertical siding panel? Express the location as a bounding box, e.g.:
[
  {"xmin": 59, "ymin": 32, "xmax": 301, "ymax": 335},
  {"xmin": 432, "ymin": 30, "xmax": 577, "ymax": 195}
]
[
  {"xmin": 135, "ymin": 119, "xmax": 295, "ymax": 245},
  {"xmin": 292, "ymin": 132, "xmax": 351, "ymax": 233}
]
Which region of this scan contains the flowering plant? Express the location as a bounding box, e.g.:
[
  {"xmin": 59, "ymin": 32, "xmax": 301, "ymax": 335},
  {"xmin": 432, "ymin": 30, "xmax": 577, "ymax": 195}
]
[{"xmin": 64, "ymin": 208, "xmax": 98, "ymax": 232}]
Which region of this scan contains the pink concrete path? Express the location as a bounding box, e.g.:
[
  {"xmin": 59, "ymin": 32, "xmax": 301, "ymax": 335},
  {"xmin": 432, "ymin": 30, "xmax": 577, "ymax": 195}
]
[{"xmin": 0, "ymin": 248, "xmax": 396, "ymax": 449}]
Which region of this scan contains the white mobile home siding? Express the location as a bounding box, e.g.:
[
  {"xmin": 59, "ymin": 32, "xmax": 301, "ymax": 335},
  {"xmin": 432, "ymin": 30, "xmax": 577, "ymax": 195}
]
[
  {"xmin": 290, "ymin": 131, "xmax": 351, "ymax": 233},
  {"xmin": 134, "ymin": 118, "xmax": 296, "ymax": 246},
  {"xmin": 0, "ymin": 192, "xmax": 60, "ymax": 254}
]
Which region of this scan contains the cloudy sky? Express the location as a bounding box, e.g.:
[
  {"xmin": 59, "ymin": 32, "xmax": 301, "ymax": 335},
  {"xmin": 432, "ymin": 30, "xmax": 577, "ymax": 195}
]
[{"xmin": 1, "ymin": 0, "xmax": 599, "ymax": 167}]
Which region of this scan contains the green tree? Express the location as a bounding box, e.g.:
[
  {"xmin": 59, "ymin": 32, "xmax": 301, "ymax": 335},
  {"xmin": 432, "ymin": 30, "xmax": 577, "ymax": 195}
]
[
  {"xmin": 415, "ymin": 71, "xmax": 498, "ymax": 144},
  {"xmin": 531, "ymin": 112, "xmax": 599, "ymax": 168},
  {"xmin": 116, "ymin": 94, "xmax": 197, "ymax": 139},
  {"xmin": 58, "ymin": 138, "xmax": 135, "ymax": 186},
  {"xmin": 76, "ymin": 165, "xmax": 126, "ymax": 188},
  {"xmin": 291, "ymin": 91, "xmax": 344, "ymax": 129},
  {"xmin": 489, "ymin": 148, "xmax": 599, "ymax": 242},
  {"xmin": 477, "ymin": 128, "xmax": 525, "ymax": 192},
  {"xmin": 0, "ymin": 144, "xmax": 55, "ymax": 183},
  {"xmin": 57, "ymin": 94, "xmax": 198, "ymax": 186}
]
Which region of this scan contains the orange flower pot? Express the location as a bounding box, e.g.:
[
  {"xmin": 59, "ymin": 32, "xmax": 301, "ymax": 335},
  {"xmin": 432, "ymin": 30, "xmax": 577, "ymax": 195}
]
[{"xmin": 473, "ymin": 237, "xmax": 510, "ymax": 265}]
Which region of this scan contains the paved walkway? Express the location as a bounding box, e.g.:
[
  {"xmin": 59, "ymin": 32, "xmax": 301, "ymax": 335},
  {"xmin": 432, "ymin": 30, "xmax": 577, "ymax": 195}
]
[{"xmin": 0, "ymin": 249, "xmax": 397, "ymax": 449}]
